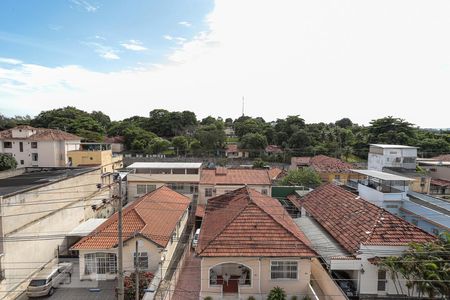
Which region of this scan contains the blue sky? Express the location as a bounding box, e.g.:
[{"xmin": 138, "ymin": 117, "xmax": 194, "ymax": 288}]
[
  {"xmin": 0, "ymin": 0, "xmax": 213, "ymax": 72},
  {"xmin": 0, "ymin": 0, "xmax": 449, "ymax": 128}
]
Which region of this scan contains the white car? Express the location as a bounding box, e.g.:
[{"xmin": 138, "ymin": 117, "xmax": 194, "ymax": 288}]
[
  {"xmin": 192, "ymin": 228, "xmax": 200, "ymax": 248},
  {"xmin": 26, "ymin": 262, "xmax": 73, "ymax": 297}
]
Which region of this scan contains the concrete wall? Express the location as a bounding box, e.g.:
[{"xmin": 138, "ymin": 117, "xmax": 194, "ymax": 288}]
[
  {"xmin": 0, "ymin": 169, "xmax": 111, "ymax": 299},
  {"xmin": 198, "ymin": 184, "xmax": 272, "ymax": 205},
  {"xmin": 357, "ymin": 184, "xmax": 406, "ymax": 216},
  {"xmin": 368, "ymin": 148, "xmax": 417, "ymax": 171},
  {"xmin": 200, "ymin": 257, "xmax": 311, "ymax": 300},
  {"xmin": 311, "ymin": 258, "xmax": 347, "ymax": 300}
]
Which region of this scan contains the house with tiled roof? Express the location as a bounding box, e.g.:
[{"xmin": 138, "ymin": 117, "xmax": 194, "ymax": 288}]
[
  {"xmin": 197, "ymin": 187, "xmax": 317, "ymax": 300},
  {"xmin": 225, "ymin": 143, "xmax": 249, "ymax": 158},
  {"xmin": 71, "ymin": 186, "xmax": 190, "ymax": 280},
  {"xmin": 0, "ymin": 125, "xmax": 81, "ymax": 168},
  {"xmin": 294, "ymin": 183, "xmax": 435, "ymax": 298},
  {"xmin": 290, "ymin": 155, "xmax": 359, "ymax": 184},
  {"xmin": 198, "ymin": 167, "xmax": 272, "ymax": 204}
]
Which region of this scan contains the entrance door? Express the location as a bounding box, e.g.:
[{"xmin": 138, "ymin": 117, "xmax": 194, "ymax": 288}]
[{"xmin": 377, "ymin": 270, "xmax": 387, "ymax": 294}]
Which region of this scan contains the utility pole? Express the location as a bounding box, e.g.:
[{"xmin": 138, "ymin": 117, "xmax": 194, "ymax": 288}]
[
  {"xmin": 135, "ymin": 238, "xmax": 139, "ymax": 300},
  {"xmin": 115, "ymin": 174, "xmax": 124, "ymax": 300}
]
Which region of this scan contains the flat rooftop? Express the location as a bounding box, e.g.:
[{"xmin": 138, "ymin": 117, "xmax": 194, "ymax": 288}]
[
  {"xmin": 127, "ymin": 162, "xmax": 202, "ymax": 169},
  {"xmin": 351, "ymin": 169, "xmax": 415, "ymax": 181},
  {"xmin": 370, "ymin": 144, "xmax": 418, "ymax": 149},
  {"xmin": 0, "ymin": 168, "xmax": 97, "ymax": 197}
]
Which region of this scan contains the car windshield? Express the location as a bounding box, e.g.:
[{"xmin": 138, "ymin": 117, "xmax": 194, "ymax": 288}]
[{"xmin": 29, "ymin": 279, "xmax": 47, "ymax": 286}]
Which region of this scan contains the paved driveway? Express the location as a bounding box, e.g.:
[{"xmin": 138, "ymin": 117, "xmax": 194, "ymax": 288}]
[{"xmin": 16, "ymin": 258, "xmax": 116, "ymax": 300}]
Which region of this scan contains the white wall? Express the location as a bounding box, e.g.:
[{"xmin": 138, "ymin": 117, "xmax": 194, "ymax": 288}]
[{"xmin": 198, "ymin": 184, "xmax": 272, "ymax": 205}]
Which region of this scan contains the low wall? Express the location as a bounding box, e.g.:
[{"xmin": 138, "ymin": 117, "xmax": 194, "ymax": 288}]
[{"xmin": 0, "ymin": 168, "xmax": 24, "ymax": 179}]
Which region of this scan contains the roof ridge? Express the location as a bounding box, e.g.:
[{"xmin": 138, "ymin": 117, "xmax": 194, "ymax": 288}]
[
  {"xmin": 250, "ymin": 191, "xmax": 313, "ymax": 248},
  {"xmin": 364, "ymin": 208, "xmax": 385, "ymax": 244},
  {"xmin": 198, "ymin": 189, "xmax": 250, "ymax": 255}
]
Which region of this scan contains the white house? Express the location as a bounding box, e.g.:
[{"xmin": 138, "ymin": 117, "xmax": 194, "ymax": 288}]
[
  {"xmin": 71, "ymin": 186, "xmax": 190, "ymax": 281},
  {"xmin": 368, "ymin": 144, "xmax": 418, "ymax": 172},
  {"xmin": 0, "ymin": 125, "xmax": 81, "ymax": 168},
  {"xmin": 295, "ymin": 183, "xmax": 435, "ymax": 299}
]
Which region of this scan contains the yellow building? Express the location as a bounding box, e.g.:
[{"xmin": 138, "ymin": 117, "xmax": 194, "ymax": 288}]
[{"xmin": 68, "ymin": 145, "xmax": 123, "ymax": 173}]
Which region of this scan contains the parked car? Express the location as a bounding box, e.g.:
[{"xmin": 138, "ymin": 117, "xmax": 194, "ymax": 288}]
[
  {"xmin": 332, "ymin": 270, "xmax": 357, "ymax": 297},
  {"xmin": 26, "ymin": 262, "xmax": 73, "ymax": 297},
  {"xmin": 192, "ymin": 228, "xmax": 200, "ymax": 248}
]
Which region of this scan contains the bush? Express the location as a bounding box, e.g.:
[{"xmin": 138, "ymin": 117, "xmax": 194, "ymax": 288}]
[
  {"xmin": 204, "ymin": 297, "xmax": 213, "ymax": 300},
  {"xmin": 291, "ymin": 296, "xmax": 298, "ymax": 300},
  {"xmin": 267, "ymin": 286, "xmax": 287, "ymax": 300},
  {"xmin": 303, "ymin": 296, "xmax": 311, "ymax": 300},
  {"xmin": 0, "ymin": 154, "xmax": 17, "ymax": 171},
  {"xmin": 248, "ymin": 297, "xmax": 256, "ymax": 300}
]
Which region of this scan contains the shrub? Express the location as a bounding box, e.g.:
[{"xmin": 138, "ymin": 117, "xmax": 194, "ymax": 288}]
[
  {"xmin": 303, "ymin": 296, "xmax": 311, "ymax": 300},
  {"xmin": 204, "ymin": 297, "xmax": 213, "ymax": 300},
  {"xmin": 248, "ymin": 297, "xmax": 256, "ymax": 300},
  {"xmin": 291, "ymin": 296, "xmax": 298, "ymax": 300},
  {"xmin": 267, "ymin": 286, "xmax": 286, "ymax": 300},
  {"xmin": 0, "ymin": 154, "xmax": 17, "ymax": 171}
]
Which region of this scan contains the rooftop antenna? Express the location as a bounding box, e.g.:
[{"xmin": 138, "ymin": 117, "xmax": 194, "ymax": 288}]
[{"xmin": 242, "ymin": 96, "xmax": 245, "ymax": 116}]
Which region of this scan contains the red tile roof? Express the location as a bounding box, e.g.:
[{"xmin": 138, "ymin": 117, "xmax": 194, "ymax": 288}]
[
  {"xmin": 197, "ymin": 187, "xmax": 316, "ymax": 257},
  {"xmin": 268, "ymin": 167, "xmax": 284, "ymax": 180},
  {"xmin": 200, "ymin": 168, "xmax": 271, "ymax": 185},
  {"xmin": 292, "ymin": 155, "xmax": 355, "ymax": 173},
  {"xmin": 299, "ymin": 184, "xmax": 435, "ymax": 254},
  {"xmin": 0, "ymin": 126, "xmax": 81, "ymax": 141},
  {"xmin": 72, "ymin": 186, "xmax": 190, "ymax": 250},
  {"xmin": 195, "ymin": 205, "xmax": 206, "ymax": 218},
  {"xmin": 265, "ymin": 145, "xmax": 283, "ymax": 153},
  {"xmin": 225, "ymin": 144, "xmax": 238, "ymax": 153},
  {"xmin": 431, "ymin": 154, "xmax": 450, "ymax": 162},
  {"xmin": 430, "ymin": 178, "xmax": 450, "ymax": 187}
]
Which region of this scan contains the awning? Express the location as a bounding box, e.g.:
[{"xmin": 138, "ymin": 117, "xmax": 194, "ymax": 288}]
[{"xmin": 68, "ymin": 218, "xmax": 107, "ymax": 237}]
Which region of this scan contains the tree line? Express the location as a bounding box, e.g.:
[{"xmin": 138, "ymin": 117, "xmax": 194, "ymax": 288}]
[{"xmin": 1, "ymin": 106, "xmax": 449, "ymax": 161}]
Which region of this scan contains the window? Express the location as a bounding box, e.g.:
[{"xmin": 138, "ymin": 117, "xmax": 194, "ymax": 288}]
[
  {"xmin": 31, "ymin": 142, "xmax": 37, "ymax": 149},
  {"xmin": 205, "ymin": 188, "xmax": 213, "ymax": 197},
  {"xmin": 136, "ymin": 184, "xmax": 157, "ymax": 195},
  {"xmin": 432, "ymin": 228, "xmax": 439, "ymax": 235},
  {"xmin": 20, "ymin": 160, "xmax": 24, "ymax": 165},
  {"xmin": 270, "ymin": 261, "xmax": 298, "ymax": 279},
  {"xmin": 31, "ymin": 153, "xmax": 38, "ymax": 162},
  {"xmin": 403, "ymin": 157, "xmax": 416, "ymax": 164},
  {"xmin": 377, "ymin": 270, "xmax": 387, "ymax": 291},
  {"xmin": 19, "ymin": 142, "xmax": 23, "ymax": 152},
  {"xmin": 171, "ymin": 231, "xmax": 177, "ymax": 244},
  {"xmin": 262, "ymin": 189, "xmax": 268, "ymax": 195},
  {"xmin": 84, "ymin": 253, "xmax": 117, "ymax": 275},
  {"xmin": 133, "ymin": 252, "xmax": 149, "ymax": 269},
  {"xmin": 3, "ymin": 142, "xmax": 12, "ymax": 148},
  {"xmin": 386, "ymin": 205, "xmax": 398, "ymax": 209}
]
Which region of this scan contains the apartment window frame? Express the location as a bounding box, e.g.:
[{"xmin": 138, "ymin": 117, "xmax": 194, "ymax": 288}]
[
  {"xmin": 270, "ymin": 260, "xmax": 298, "ymax": 280},
  {"xmin": 136, "ymin": 184, "xmax": 157, "ymax": 195},
  {"xmin": 31, "ymin": 142, "xmax": 38, "ymax": 149},
  {"xmin": 31, "ymin": 153, "xmax": 38, "ymax": 162},
  {"xmin": 84, "ymin": 253, "xmax": 117, "ymax": 275},
  {"xmin": 205, "ymin": 187, "xmax": 213, "ymax": 197},
  {"xmin": 3, "ymin": 141, "xmax": 12, "ymax": 149}
]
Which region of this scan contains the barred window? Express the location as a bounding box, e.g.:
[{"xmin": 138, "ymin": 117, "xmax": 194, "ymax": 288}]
[
  {"xmin": 137, "ymin": 184, "xmax": 156, "ymax": 195},
  {"xmin": 270, "ymin": 261, "xmax": 298, "ymax": 279},
  {"xmin": 134, "ymin": 252, "xmax": 149, "ymax": 269},
  {"xmin": 205, "ymin": 188, "xmax": 213, "ymax": 197},
  {"xmin": 84, "ymin": 253, "xmax": 117, "ymax": 275}
]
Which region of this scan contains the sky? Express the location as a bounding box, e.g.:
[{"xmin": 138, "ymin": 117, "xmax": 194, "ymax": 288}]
[{"xmin": 0, "ymin": 0, "xmax": 449, "ymax": 128}]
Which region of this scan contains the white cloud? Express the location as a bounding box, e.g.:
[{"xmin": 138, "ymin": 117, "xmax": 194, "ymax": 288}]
[
  {"xmin": 163, "ymin": 35, "xmax": 174, "ymax": 41},
  {"xmin": 121, "ymin": 40, "xmax": 147, "ymax": 51},
  {"xmin": 83, "ymin": 42, "xmax": 120, "ymax": 60},
  {"xmin": 0, "ymin": 57, "xmax": 22, "ymax": 65},
  {"xmin": 1, "ymin": 0, "xmax": 450, "ymax": 128},
  {"xmin": 178, "ymin": 21, "xmax": 192, "ymax": 27},
  {"xmin": 70, "ymin": 0, "xmax": 98, "ymax": 12},
  {"xmin": 163, "ymin": 35, "xmax": 186, "ymax": 45}
]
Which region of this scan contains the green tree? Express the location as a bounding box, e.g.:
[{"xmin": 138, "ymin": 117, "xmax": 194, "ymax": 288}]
[
  {"xmin": 368, "ymin": 116, "xmax": 415, "ymax": 144},
  {"xmin": 240, "ymin": 133, "xmax": 268, "ymax": 157},
  {"xmin": 0, "ymin": 154, "xmax": 17, "ymax": 171},
  {"xmin": 335, "ymin": 118, "xmax": 353, "ymax": 128},
  {"xmin": 123, "ymin": 126, "xmax": 157, "ymax": 151},
  {"xmin": 280, "ymin": 168, "xmax": 322, "ymax": 187},
  {"xmin": 252, "ymin": 158, "xmax": 266, "ymax": 168},
  {"xmin": 267, "ymin": 286, "xmax": 287, "ymax": 300},
  {"xmin": 172, "ymin": 136, "xmax": 190, "ymax": 155},
  {"xmin": 147, "ymin": 137, "xmax": 171, "ymax": 154}
]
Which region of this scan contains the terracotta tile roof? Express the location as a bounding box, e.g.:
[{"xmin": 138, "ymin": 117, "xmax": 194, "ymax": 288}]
[
  {"xmin": 292, "ymin": 155, "xmax": 355, "ymax": 173},
  {"xmin": 104, "ymin": 136, "xmax": 125, "ymax": 143},
  {"xmin": 197, "ymin": 187, "xmax": 316, "ymax": 257},
  {"xmin": 430, "ymin": 178, "xmax": 450, "ymax": 187},
  {"xmin": 431, "ymin": 154, "xmax": 450, "ymax": 162},
  {"xmin": 72, "ymin": 186, "xmax": 190, "ymax": 250},
  {"xmin": 0, "ymin": 126, "xmax": 81, "ymax": 141},
  {"xmin": 225, "ymin": 144, "xmax": 238, "ymax": 153},
  {"xmin": 200, "ymin": 168, "xmax": 271, "ymax": 185},
  {"xmin": 265, "ymin": 145, "xmax": 283, "ymax": 153},
  {"xmin": 299, "ymin": 184, "xmax": 435, "ymax": 254},
  {"xmin": 195, "ymin": 204, "xmax": 206, "ymax": 218},
  {"xmin": 268, "ymin": 167, "xmax": 284, "ymax": 180}
]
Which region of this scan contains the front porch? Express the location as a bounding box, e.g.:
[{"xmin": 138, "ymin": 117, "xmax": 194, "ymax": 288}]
[{"xmin": 209, "ymin": 263, "xmax": 252, "ymax": 297}]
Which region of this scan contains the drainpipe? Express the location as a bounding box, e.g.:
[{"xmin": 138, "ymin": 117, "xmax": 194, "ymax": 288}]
[{"xmin": 258, "ymin": 258, "xmax": 262, "ymax": 299}]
